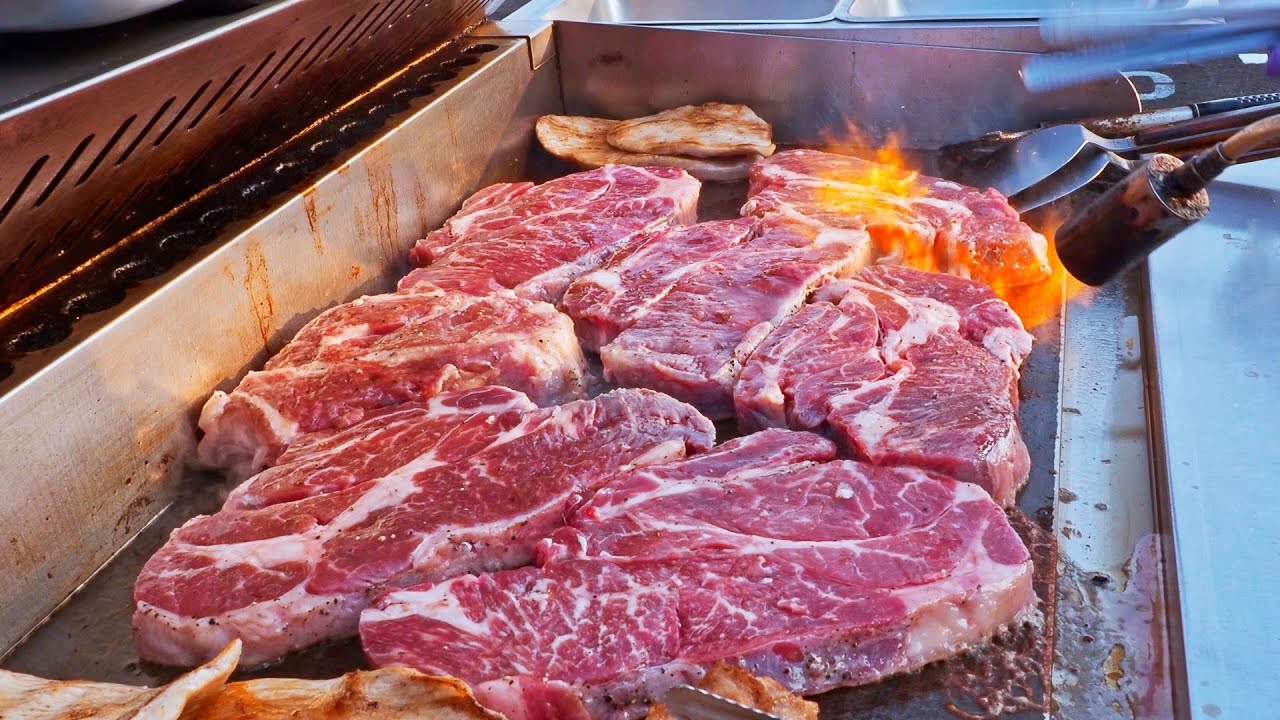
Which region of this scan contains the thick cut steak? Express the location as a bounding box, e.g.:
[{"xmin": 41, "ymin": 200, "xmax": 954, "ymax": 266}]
[
  {"xmin": 600, "ymin": 224, "xmax": 871, "ymax": 419},
  {"xmin": 856, "ymin": 264, "xmax": 1032, "ymax": 367},
  {"xmin": 736, "ymin": 266, "xmax": 1031, "ymax": 506},
  {"xmin": 136, "ymin": 388, "xmax": 714, "ymax": 667},
  {"xmin": 560, "ymin": 218, "xmax": 758, "ymax": 352},
  {"xmin": 734, "ymin": 298, "xmax": 883, "ymax": 433},
  {"xmin": 224, "ymin": 386, "xmax": 537, "ymax": 511},
  {"xmin": 400, "ymin": 166, "xmax": 700, "ymax": 303},
  {"xmin": 196, "ymin": 284, "xmax": 586, "ymax": 478},
  {"xmin": 361, "ymin": 431, "xmax": 1035, "ymax": 719},
  {"xmin": 742, "ymin": 150, "xmax": 1050, "ymax": 288}
]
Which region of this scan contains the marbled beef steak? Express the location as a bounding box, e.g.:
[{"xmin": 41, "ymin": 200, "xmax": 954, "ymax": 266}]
[
  {"xmin": 361, "ymin": 431, "xmax": 1035, "ymax": 719},
  {"xmin": 197, "ymin": 283, "xmax": 587, "ymax": 478},
  {"xmin": 400, "ymin": 165, "xmax": 700, "ymax": 303},
  {"xmin": 736, "ymin": 265, "xmax": 1032, "ymax": 506},
  {"xmin": 742, "ymin": 149, "xmax": 1050, "ymax": 288},
  {"xmin": 561, "ymin": 218, "xmax": 758, "ymax": 352},
  {"xmin": 599, "ymin": 223, "xmax": 871, "ymax": 419},
  {"xmin": 136, "ymin": 388, "xmax": 714, "ymax": 667}
]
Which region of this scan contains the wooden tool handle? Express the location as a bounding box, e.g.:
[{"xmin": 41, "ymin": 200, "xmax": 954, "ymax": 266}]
[
  {"xmin": 1133, "ymin": 102, "xmax": 1280, "ymax": 148},
  {"xmin": 1169, "ymin": 112, "xmax": 1280, "ymax": 194},
  {"xmin": 1237, "ymin": 145, "xmax": 1280, "ymax": 164},
  {"xmin": 1139, "ymin": 128, "xmax": 1246, "ymax": 156},
  {"xmin": 1221, "ymin": 114, "xmax": 1280, "ymax": 161},
  {"xmin": 1174, "ymin": 138, "xmax": 1280, "ymax": 166}
]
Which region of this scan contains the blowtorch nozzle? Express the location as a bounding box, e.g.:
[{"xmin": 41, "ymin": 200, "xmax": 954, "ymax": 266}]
[
  {"xmin": 1054, "ymin": 113, "xmax": 1280, "ymax": 286},
  {"xmin": 1053, "ymin": 154, "xmax": 1209, "ymax": 287}
]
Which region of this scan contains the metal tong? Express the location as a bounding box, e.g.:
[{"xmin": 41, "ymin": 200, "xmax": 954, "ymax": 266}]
[
  {"xmin": 1023, "ymin": 2, "xmax": 1280, "ymax": 92},
  {"xmin": 945, "ymin": 100, "xmax": 1280, "ymax": 211}
]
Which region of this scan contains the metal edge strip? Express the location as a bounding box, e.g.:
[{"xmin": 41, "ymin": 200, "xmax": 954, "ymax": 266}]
[{"xmin": 1138, "ymin": 263, "xmax": 1192, "ymax": 719}]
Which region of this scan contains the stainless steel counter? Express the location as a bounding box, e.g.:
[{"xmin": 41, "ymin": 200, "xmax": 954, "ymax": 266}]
[
  {"xmin": 511, "ymin": 0, "xmax": 1210, "ymax": 27},
  {"xmin": 1144, "ymin": 161, "xmax": 1280, "ymax": 720}
]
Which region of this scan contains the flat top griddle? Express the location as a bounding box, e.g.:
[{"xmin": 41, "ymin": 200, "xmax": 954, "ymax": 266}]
[
  {"xmin": 0, "ymin": 21, "xmax": 1182, "ymax": 720},
  {"xmin": 3, "ymin": 160, "xmax": 1065, "ymax": 720}
]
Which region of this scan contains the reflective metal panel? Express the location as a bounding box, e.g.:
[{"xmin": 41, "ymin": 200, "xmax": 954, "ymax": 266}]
[
  {"xmin": 0, "ymin": 37, "xmax": 547, "ymax": 655},
  {"xmin": 553, "ymin": 21, "xmax": 1139, "ymax": 147},
  {"xmin": 1144, "ymin": 159, "xmax": 1280, "ymax": 720},
  {"xmin": 588, "ymin": 0, "xmax": 841, "ymax": 24},
  {"xmin": 842, "ymin": 0, "xmax": 1189, "ymax": 23}
]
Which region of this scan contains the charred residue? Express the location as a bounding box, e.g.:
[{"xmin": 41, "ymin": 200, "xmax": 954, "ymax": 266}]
[
  {"xmin": 815, "ymin": 510, "xmax": 1057, "ymax": 720},
  {"xmin": 1054, "ymin": 535, "xmax": 1174, "ymax": 719}
]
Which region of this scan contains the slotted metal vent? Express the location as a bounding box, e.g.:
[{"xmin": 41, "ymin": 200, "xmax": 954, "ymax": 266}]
[
  {"xmin": 0, "ymin": 35, "xmax": 510, "ymax": 390},
  {"xmin": 0, "ymin": 0, "xmax": 487, "ymax": 309}
]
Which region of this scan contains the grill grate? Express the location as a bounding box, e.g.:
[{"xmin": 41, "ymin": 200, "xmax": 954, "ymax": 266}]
[
  {"xmin": 0, "ymin": 36, "xmax": 508, "ymax": 389},
  {"xmin": 0, "ymin": 0, "xmax": 487, "ymax": 310}
]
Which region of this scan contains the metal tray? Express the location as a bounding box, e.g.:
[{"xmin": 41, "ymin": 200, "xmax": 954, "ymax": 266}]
[
  {"xmin": 0, "ymin": 19, "xmax": 1180, "ymax": 719},
  {"xmin": 587, "ymin": 0, "xmax": 843, "ymax": 25},
  {"xmin": 839, "ymin": 0, "xmax": 1190, "ymax": 23}
]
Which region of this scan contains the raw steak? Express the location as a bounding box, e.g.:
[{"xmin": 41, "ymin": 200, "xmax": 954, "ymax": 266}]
[
  {"xmin": 742, "ymin": 149, "xmax": 1050, "ymax": 288},
  {"xmin": 400, "ymin": 165, "xmax": 700, "ymax": 303},
  {"xmin": 361, "ymin": 430, "xmax": 1035, "ymax": 719},
  {"xmin": 560, "ymin": 219, "xmax": 758, "ymax": 351},
  {"xmin": 856, "ymin": 264, "xmax": 1032, "ymax": 367},
  {"xmin": 196, "ymin": 283, "xmax": 586, "ymax": 478},
  {"xmin": 137, "ymin": 388, "xmax": 714, "ymax": 667},
  {"xmin": 224, "ymin": 386, "xmax": 537, "ymax": 511},
  {"xmin": 734, "ymin": 297, "xmax": 883, "ymax": 433},
  {"xmin": 736, "ymin": 266, "xmax": 1031, "ymax": 506},
  {"xmin": 600, "ymin": 224, "xmax": 872, "ymax": 419}
]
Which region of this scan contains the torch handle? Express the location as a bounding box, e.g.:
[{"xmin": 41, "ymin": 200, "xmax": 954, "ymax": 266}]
[
  {"xmin": 1169, "ymin": 113, "xmax": 1280, "ymax": 194},
  {"xmin": 1221, "ymin": 114, "xmax": 1280, "ymax": 160},
  {"xmin": 1133, "ymin": 102, "xmax": 1280, "ymax": 149}
]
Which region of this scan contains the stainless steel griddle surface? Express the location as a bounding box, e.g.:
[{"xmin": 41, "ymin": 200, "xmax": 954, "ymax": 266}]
[
  {"xmin": 0, "ymin": 22, "xmax": 1180, "ymax": 719},
  {"xmin": 4, "ymin": 146, "xmax": 1071, "ymax": 720}
]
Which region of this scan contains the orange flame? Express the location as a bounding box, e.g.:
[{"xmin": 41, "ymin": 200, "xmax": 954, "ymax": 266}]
[
  {"xmin": 812, "ymin": 130, "xmax": 940, "ymax": 272},
  {"xmin": 810, "ymin": 125, "xmax": 1093, "ymax": 328},
  {"xmin": 999, "ymin": 214, "xmax": 1096, "ymax": 330}
]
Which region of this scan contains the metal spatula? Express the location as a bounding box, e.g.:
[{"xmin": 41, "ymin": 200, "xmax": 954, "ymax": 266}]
[
  {"xmin": 1011, "ymin": 131, "xmax": 1280, "ymax": 212},
  {"xmin": 953, "ymin": 101, "xmax": 1280, "ymax": 199}
]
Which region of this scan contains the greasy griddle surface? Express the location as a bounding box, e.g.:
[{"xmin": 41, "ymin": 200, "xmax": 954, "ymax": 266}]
[{"xmin": 1, "ymin": 151, "xmax": 1063, "ymax": 720}]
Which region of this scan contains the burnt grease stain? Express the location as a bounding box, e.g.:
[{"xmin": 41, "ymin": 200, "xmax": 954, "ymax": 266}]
[
  {"xmin": 817, "ymin": 511, "xmax": 1056, "ymax": 719},
  {"xmin": 244, "ymin": 240, "xmax": 276, "ymax": 347},
  {"xmin": 1055, "ymin": 535, "xmax": 1174, "ymax": 718},
  {"xmin": 303, "ymin": 193, "xmax": 325, "ymax": 256}
]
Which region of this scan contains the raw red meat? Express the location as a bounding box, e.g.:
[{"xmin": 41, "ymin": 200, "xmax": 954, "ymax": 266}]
[
  {"xmin": 361, "ymin": 430, "xmax": 1035, "ymax": 719},
  {"xmin": 742, "ymin": 150, "xmax": 1050, "ymax": 288},
  {"xmin": 600, "ymin": 223, "xmax": 871, "ymax": 419},
  {"xmin": 734, "ymin": 298, "xmax": 883, "ymax": 433},
  {"xmin": 223, "ymin": 386, "xmax": 537, "ymax": 511},
  {"xmin": 856, "ymin": 264, "xmax": 1032, "ymax": 368},
  {"xmin": 137, "ymin": 387, "xmax": 714, "ymax": 667},
  {"xmin": 196, "ymin": 283, "xmax": 587, "ymax": 478},
  {"xmin": 735, "ymin": 266, "xmax": 1031, "ymax": 506},
  {"xmin": 400, "ymin": 166, "xmax": 700, "ymax": 303},
  {"xmin": 560, "ymin": 219, "xmax": 758, "ymax": 352}
]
